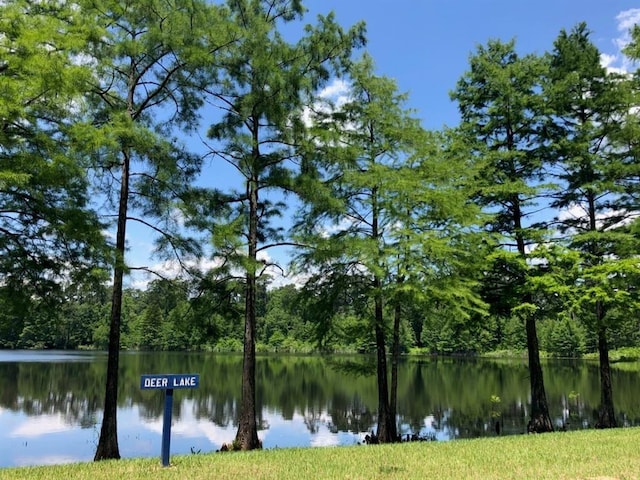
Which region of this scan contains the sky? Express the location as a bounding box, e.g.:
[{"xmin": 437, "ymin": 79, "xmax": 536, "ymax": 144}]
[
  {"xmin": 302, "ymin": 0, "xmax": 640, "ymax": 129},
  {"xmin": 125, "ymin": 0, "xmax": 640, "ymax": 289}
]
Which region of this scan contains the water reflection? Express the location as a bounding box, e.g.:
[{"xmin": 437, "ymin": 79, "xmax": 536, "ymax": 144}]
[{"xmin": 1, "ymin": 352, "xmax": 639, "ymax": 467}]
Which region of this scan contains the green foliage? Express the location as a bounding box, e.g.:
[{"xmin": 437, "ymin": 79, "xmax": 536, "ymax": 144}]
[
  {"xmin": 498, "ymin": 316, "xmax": 528, "ymax": 351},
  {"xmin": 0, "ymin": 0, "xmax": 108, "ymax": 312},
  {"xmin": 296, "ymin": 55, "xmax": 487, "ymax": 359},
  {"xmin": 193, "ymin": 2, "xmax": 366, "ymax": 447},
  {"xmin": 422, "ymin": 305, "xmax": 496, "ymax": 355},
  {"xmin": 538, "ymin": 316, "xmax": 586, "ymax": 358}
]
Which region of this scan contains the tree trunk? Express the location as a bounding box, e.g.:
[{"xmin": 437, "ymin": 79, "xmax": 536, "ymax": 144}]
[
  {"xmin": 525, "ymin": 315, "xmax": 554, "ymax": 433},
  {"xmin": 389, "ymin": 290, "xmax": 401, "ymax": 432},
  {"xmin": 596, "ymin": 309, "xmax": 617, "ymax": 428},
  {"xmin": 95, "ymin": 152, "xmax": 130, "ymax": 461},
  {"xmin": 514, "ymin": 200, "xmax": 553, "ymax": 434},
  {"xmin": 234, "ymin": 169, "xmax": 260, "ymax": 450},
  {"xmin": 374, "ymin": 288, "xmax": 396, "ymax": 442},
  {"xmin": 234, "ymin": 276, "xmax": 260, "ymax": 449}
]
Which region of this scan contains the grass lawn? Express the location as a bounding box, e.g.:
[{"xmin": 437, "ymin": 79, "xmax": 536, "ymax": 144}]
[{"xmin": 2, "ymin": 427, "xmax": 639, "ymax": 480}]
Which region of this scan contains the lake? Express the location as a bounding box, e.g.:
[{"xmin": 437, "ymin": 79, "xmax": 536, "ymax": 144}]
[{"xmin": 1, "ymin": 351, "xmax": 639, "ymax": 467}]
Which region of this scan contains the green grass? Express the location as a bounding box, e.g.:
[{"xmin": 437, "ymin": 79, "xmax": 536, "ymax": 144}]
[
  {"xmin": 3, "ymin": 428, "xmax": 640, "ymax": 480},
  {"xmin": 482, "ymin": 347, "xmax": 640, "ymax": 364},
  {"xmin": 482, "ymin": 349, "xmax": 559, "ymax": 359},
  {"xmin": 583, "ymin": 347, "xmax": 640, "ymax": 363}
]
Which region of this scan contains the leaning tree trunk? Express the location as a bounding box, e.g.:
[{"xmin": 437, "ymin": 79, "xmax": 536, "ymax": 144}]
[
  {"xmin": 595, "ymin": 304, "xmax": 616, "ymax": 428},
  {"xmin": 525, "ymin": 315, "xmax": 554, "ymax": 433},
  {"xmin": 234, "ymin": 173, "xmax": 261, "ymax": 450},
  {"xmin": 95, "ymin": 152, "xmax": 130, "ymax": 461}
]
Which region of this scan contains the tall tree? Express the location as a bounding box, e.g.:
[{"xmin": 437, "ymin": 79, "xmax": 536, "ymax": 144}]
[
  {"xmin": 385, "ymin": 128, "xmax": 488, "ymax": 435},
  {"xmin": 73, "ymin": 0, "xmax": 226, "ymax": 460},
  {"xmin": 296, "ymin": 56, "xmax": 486, "ymax": 442},
  {"xmin": 544, "ymin": 23, "xmax": 636, "ymax": 428},
  {"xmin": 0, "ymin": 0, "xmax": 107, "ymax": 339},
  {"xmin": 296, "ymin": 56, "xmax": 415, "ymax": 442},
  {"xmin": 451, "ymin": 39, "xmax": 554, "ymax": 432},
  {"xmin": 197, "ymin": 0, "xmax": 365, "ymax": 450}
]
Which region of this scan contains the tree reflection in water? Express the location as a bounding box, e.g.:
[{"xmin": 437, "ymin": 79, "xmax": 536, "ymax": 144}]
[{"xmin": 1, "ymin": 352, "xmax": 640, "ymax": 467}]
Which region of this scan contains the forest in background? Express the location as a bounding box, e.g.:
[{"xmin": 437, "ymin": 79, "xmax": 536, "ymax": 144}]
[{"xmin": 3, "ymin": 278, "xmax": 640, "ymax": 359}]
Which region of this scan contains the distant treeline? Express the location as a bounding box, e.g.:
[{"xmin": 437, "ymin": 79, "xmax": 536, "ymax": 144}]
[{"xmin": 2, "ymin": 277, "xmax": 638, "ymax": 358}]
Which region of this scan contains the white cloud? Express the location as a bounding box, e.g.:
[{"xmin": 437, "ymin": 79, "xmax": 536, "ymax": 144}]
[
  {"xmin": 616, "ymin": 9, "xmax": 640, "ymax": 39},
  {"xmin": 128, "ymin": 250, "xmax": 307, "ymax": 290},
  {"xmin": 10, "ymin": 414, "xmax": 73, "ymax": 438},
  {"xmin": 302, "ymin": 78, "xmax": 353, "ymax": 128},
  {"xmin": 127, "ymin": 256, "xmax": 224, "ymax": 289},
  {"xmin": 139, "ymin": 403, "xmax": 349, "ymax": 449},
  {"xmin": 156, "ymin": 257, "xmax": 224, "ymax": 278},
  {"xmin": 101, "ymin": 229, "xmax": 116, "ymax": 241},
  {"xmin": 317, "ymin": 217, "xmax": 356, "ymax": 238},
  {"xmin": 557, "ymin": 202, "xmax": 638, "ymax": 232},
  {"xmin": 257, "ymin": 250, "xmax": 311, "ymax": 289},
  {"xmin": 602, "ymin": 9, "xmax": 640, "ymax": 73},
  {"xmin": 170, "ymin": 207, "xmax": 186, "ymax": 229},
  {"xmin": 557, "ymin": 203, "xmax": 587, "ymax": 223},
  {"xmin": 140, "ymin": 401, "xmax": 236, "ymax": 448},
  {"xmin": 12, "ymin": 454, "xmax": 83, "ymax": 467},
  {"xmin": 70, "ymin": 52, "xmax": 97, "ymax": 68},
  {"xmin": 308, "ymin": 414, "xmax": 341, "ymax": 447},
  {"xmin": 318, "ymin": 78, "xmax": 351, "ymax": 108},
  {"xmin": 600, "ymin": 53, "xmax": 627, "ymax": 75},
  {"xmin": 319, "ymin": 79, "xmax": 349, "ymax": 98},
  {"xmin": 266, "ymin": 269, "xmax": 309, "ymax": 289}
]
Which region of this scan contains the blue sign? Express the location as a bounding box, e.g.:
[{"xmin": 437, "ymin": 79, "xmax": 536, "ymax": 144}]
[
  {"xmin": 140, "ymin": 373, "xmax": 200, "ymax": 466},
  {"xmin": 140, "ymin": 373, "xmax": 199, "ymax": 390}
]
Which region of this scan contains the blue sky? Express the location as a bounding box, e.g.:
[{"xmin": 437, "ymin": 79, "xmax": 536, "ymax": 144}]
[
  {"xmin": 303, "ymin": 0, "xmax": 640, "ymax": 129},
  {"xmin": 126, "ymin": 1, "xmax": 640, "ymax": 288}
]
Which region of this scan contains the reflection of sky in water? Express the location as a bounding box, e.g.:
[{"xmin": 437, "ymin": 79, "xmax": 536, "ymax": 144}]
[
  {"xmin": 2, "ymin": 409, "xmax": 93, "ymax": 466},
  {"xmin": 0, "ymin": 350, "xmax": 104, "ymax": 363},
  {"xmin": 0, "ymin": 400, "xmax": 366, "ymax": 467}
]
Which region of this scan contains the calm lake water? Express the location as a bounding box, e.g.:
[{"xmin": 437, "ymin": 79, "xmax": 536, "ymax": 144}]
[{"xmin": 1, "ymin": 351, "xmax": 639, "ymax": 467}]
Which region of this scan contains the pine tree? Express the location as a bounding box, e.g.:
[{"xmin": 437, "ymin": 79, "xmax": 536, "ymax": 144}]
[
  {"xmin": 196, "ymin": 0, "xmax": 365, "ymax": 450},
  {"xmin": 451, "ymin": 39, "xmax": 554, "ymax": 432},
  {"xmin": 297, "ymin": 56, "xmax": 486, "ymax": 442},
  {"xmin": 73, "ymin": 0, "xmax": 227, "ymax": 460},
  {"xmin": 544, "ymin": 23, "xmax": 639, "ymax": 428}
]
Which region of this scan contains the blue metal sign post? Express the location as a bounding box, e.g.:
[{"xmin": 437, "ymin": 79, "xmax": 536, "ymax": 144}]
[{"xmin": 141, "ymin": 373, "xmax": 200, "ymax": 466}]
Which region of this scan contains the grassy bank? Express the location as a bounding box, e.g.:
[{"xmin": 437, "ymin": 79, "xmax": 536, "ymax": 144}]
[
  {"xmin": 3, "ymin": 428, "xmax": 640, "ymax": 480},
  {"xmin": 481, "ymin": 347, "xmax": 640, "ymax": 364},
  {"xmin": 582, "ymin": 346, "xmax": 640, "ymax": 363}
]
